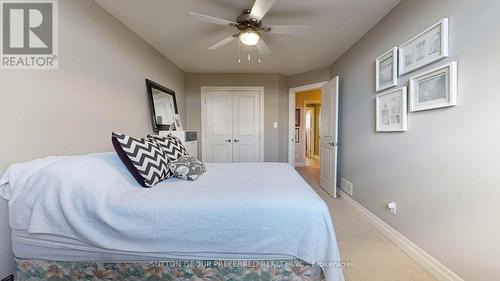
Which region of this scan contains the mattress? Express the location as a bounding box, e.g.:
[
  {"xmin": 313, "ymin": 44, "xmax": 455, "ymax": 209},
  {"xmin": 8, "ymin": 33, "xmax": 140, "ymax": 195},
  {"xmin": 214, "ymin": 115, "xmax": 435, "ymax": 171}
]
[
  {"xmin": 15, "ymin": 258, "xmax": 326, "ymax": 281},
  {"xmin": 1, "ymin": 152, "xmax": 345, "ymax": 281},
  {"xmin": 12, "ymin": 230, "xmax": 292, "ymax": 261}
]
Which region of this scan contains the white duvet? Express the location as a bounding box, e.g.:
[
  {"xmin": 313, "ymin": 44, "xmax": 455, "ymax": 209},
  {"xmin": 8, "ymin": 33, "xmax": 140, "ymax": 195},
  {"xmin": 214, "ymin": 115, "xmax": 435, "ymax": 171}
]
[{"xmin": 0, "ymin": 153, "xmax": 344, "ymax": 281}]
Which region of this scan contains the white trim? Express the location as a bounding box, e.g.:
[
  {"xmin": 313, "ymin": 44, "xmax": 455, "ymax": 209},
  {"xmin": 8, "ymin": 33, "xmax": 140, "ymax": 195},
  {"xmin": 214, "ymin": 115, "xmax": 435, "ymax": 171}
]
[
  {"xmin": 200, "ymin": 86, "xmax": 265, "ymax": 162},
  {"xmin": 338, "ymin": 189, "xmax": 464, "ymax": 281},
  {"xmin": 288, "ymin": 82, "xmax": 327, "ymax": 166}
]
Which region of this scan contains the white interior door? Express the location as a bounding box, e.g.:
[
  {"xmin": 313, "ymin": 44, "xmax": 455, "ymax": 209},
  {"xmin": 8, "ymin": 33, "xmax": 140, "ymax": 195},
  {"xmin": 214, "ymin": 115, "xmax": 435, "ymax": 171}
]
[
  {"xmin": 204, "ymin": 92, "xmax": 233, "ymax": 163},
  {"xmin": 320, "ymin": 77, "xmax": 339, "ymax": 198},
  {"xmin": 232, "ymin": 91, "xmax": 261, "ymax": 162}
]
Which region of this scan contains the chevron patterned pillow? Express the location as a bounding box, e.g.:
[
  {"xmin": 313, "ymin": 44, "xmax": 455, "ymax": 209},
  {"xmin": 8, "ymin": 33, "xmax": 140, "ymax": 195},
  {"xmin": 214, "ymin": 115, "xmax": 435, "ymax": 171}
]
[
  {"xmin": 112, "ymin": 132, "xmax": 172, "ymax": 187},
  {"xmin": 148, "ymin": 135, "xmax": 189, "ymax": 162}
]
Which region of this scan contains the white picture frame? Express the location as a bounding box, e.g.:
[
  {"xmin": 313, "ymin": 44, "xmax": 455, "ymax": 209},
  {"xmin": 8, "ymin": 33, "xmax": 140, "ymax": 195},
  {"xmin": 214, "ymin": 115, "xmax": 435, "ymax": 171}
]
[
  {"xmin": 399, "ymin": 18, "xmax": 448, "ymax": 76},
  {"xmin": 376, "ymin": 87, "xmax": 408, "ymax": 132},
  {"xmin": 375, "ymin": 47, "xmax": 398, "ymax": 92},
  {"xmin": 173, "ymin": 114, "xmax": 183, "ymax": 131},
  {"xmin": 409, "ymin": 61, "xmax": 457, "ymax": 112}
]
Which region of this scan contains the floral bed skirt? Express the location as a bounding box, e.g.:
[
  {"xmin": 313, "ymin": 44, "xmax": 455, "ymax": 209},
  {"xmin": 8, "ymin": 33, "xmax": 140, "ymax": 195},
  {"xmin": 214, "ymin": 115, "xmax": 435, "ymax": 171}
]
[{"xmin": 16, "ymin": 258, "xmax": 325, "ymax": 281}]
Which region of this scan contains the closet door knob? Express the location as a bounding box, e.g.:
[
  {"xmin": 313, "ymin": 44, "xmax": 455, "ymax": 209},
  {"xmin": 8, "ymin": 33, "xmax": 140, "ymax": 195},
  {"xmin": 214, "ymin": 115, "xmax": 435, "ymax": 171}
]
[
  {"xmin": 233, "ymin": 139, "xmax": 240, "ymax": 143},
  {"xmin": 225, "ymin": 139, "xmax": 232, "ymax": 142}
]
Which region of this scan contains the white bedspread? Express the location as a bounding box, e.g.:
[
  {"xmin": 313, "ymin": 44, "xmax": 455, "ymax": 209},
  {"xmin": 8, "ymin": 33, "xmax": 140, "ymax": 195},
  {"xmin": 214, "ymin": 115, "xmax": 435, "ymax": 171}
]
[{"xmin": 1, "ymin": 153, "xmax": 344, "ymax": 281}]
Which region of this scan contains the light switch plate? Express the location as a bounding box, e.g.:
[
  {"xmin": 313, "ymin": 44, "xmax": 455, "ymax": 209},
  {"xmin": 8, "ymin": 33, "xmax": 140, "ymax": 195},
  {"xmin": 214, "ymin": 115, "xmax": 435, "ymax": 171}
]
[{"xmin": 273, "ymin": 122, "xmax": 278, "ymax": 128}]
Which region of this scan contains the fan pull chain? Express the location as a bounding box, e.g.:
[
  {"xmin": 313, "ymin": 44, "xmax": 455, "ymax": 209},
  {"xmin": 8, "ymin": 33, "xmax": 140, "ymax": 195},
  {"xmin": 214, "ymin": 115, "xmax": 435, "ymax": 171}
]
[
  {"xmin": 258, "ymin": 40, "xmax": 262, "ymax": 63},
  {"xmin": 238, "ymin": 40, "xmax": 241, "ymax": 63}
]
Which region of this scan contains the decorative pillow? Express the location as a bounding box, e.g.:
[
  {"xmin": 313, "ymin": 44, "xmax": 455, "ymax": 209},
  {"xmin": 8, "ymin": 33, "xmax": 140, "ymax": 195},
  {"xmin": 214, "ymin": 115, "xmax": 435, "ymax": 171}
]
[
  {"xmin": 148, "ymin": 135, "xmax": 189, "ymax": 161},
  {"xmin": 112, "ymin": 132, "xmax": 172, "ymax": 187},
  {"xmin": 169, "ymin": 156, "xmax": 206, "ymax": 181}
]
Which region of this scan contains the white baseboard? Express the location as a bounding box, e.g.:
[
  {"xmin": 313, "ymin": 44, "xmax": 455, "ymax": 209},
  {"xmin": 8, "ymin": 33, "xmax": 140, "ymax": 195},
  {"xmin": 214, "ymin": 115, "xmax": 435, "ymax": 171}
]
[{"xmin": 337, "ymin": 189, "xmax": 464, "ymax": 281}]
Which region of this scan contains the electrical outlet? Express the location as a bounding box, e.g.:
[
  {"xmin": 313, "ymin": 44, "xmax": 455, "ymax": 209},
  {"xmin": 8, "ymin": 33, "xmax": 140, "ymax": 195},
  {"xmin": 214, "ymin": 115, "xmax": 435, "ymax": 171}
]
[
  {"xmin": 1, "ymin": 274, "xmax": 14, "ymax": 281},
  {"xmin": 340, "ymin": 178, "xmax": 353, "ymax": 196},
  {"xmin": 387, "ymin": 202, "xmax": 397, "ymax": 215}
]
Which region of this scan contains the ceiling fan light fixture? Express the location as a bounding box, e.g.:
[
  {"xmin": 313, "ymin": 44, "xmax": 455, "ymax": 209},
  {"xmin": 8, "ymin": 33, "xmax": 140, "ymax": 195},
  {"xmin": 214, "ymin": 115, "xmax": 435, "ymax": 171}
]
[{"xmin": 239, "ymin": 29, "xmax": 260, "ymax": 46}]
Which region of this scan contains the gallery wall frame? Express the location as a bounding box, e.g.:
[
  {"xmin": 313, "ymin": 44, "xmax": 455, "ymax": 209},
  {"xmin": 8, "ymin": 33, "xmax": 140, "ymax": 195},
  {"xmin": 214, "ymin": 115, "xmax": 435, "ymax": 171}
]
[
  {"xmin": 409, "ymin": 61, "xmax": 457, "ymax": 112},
  {"xmin": 375, "ymin": 47, "xmax": 398, "ymax": 92},
  {"xmin": 398, "ymin": 18, "xmax": 449, "ymax": 76},
  {"xmin": 376, "ymin": 87, "xmax": 408, "ymax": 132},
  {"xmin": 295, "ymin": 108, "xmax": 301, "ymax": 127}
]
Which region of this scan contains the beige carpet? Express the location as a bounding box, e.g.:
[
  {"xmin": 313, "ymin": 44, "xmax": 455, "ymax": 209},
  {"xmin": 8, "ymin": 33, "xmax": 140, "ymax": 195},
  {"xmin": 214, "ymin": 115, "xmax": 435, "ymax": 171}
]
[{"xmin": 296, "ymin": 166, "xmax": 438, "ymax": 281}]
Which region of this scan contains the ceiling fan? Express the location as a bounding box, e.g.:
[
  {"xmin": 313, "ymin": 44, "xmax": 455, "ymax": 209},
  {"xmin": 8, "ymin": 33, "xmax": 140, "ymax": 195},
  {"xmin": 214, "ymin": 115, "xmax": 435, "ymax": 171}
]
[{"xmin": 188, "ymin": 0, "xmax": 309, "ymax": 57}]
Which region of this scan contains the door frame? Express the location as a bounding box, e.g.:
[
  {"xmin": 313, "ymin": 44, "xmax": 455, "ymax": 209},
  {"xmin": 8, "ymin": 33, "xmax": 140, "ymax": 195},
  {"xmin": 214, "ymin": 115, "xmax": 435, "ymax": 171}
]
[
  {"xmin": 288, "ymin": 82, "xmax": 327, "ymax": 166},
  {"xmin": 201, "ymin": 86, "xmax": 265, "ymax": 162},
  {"xmin": 303, "ymin": 100, "xmax": 321, "ymax": 161}
]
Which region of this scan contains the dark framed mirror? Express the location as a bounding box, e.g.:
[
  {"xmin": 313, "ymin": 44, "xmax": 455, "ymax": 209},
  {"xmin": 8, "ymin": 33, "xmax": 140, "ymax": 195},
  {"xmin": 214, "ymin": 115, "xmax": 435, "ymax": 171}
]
[{"xmin": 146, "ymin": 79, "xmax": 178, "ymax": 132}]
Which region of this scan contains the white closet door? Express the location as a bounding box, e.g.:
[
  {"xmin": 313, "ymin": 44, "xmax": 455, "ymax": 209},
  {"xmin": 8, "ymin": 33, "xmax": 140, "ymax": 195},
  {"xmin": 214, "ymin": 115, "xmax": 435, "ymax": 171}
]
[
  {"xmin": 232, "ymin": 91, "xmax": 261, "ymax": 162},
  {"xmin": 320, "ymin": 76, "xmax": 339, "ymax": 198},
  {"xmin": 204, "ymin": 92, "xmax": 233, "ymax": 163}
]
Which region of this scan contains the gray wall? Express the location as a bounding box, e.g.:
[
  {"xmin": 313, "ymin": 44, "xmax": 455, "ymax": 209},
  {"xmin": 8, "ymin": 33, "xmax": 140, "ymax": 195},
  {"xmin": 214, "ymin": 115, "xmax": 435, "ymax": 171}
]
[
  {"xmin": 278, "ymin": 75, "xmax": 289, "ymax": 163},
  {"xmin": 288, "ymin": 66, "xmax": 330, "ymax": 89},
  {"xmin": 185, "ymin": 74, "xmax": 289, "ymax": 163},
  {"xmin": 0, "ymin": 0, "xmax": 185, "ymax": 276},
  {"xmin": 329, "ymin": 0, "xmax": 500, "ymax": 280}
]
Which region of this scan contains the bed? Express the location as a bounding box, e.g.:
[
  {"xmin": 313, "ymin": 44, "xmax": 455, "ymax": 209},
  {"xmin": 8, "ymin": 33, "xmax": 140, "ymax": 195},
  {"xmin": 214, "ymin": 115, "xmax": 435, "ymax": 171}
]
[{"xmin": 0, "ymin": 153, "xmax": 345, "ymax": 281}]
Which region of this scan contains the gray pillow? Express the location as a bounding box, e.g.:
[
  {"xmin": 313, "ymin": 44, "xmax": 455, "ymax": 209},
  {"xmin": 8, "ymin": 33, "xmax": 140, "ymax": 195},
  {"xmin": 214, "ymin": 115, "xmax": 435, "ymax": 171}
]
[{"xmin": 169, "ymin": 156, "xmax": 206, "ymax": 181}]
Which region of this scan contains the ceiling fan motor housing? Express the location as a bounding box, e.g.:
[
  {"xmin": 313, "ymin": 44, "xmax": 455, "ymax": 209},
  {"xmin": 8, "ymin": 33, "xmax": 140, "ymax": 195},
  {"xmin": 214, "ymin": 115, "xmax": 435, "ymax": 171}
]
[{"xmin": 236, "ymin": 9, "xmax": 262, "ymax": 31}]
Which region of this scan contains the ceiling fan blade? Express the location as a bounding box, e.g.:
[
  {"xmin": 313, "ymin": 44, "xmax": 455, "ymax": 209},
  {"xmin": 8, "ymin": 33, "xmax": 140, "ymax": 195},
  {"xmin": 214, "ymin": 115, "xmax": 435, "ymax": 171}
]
[
  {"xmin": 188, "ymin": 12, "xmax": 236, "ymax": 26},
  {"xmin": 250, "ymin": 0, "xmax": 277, "ymax": 21},
  {"xmin": 267, "ymin": 25, "xmax": 309, "ymax": 34},
  {"xmin": 259, "ymin": 39, "xmax": 271, "ymax": 56},
  {"xmin": 208, "ymin": 35, "xmax": 236, "ymax": 50}
]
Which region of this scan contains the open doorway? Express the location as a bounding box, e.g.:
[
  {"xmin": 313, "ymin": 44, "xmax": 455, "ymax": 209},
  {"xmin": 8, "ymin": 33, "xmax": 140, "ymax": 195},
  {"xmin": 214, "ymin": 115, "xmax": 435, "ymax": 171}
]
[
  {"xmin": 292, "ymin": 87, "xmax": 322, "ymax": 168},
  {"xmin": 289, "ymin": 78, "xmax": 339, "ymax": 198},
  {"xmin": 288, "ymin": 82, "xmax": 327, "ymax": 167},
  {"xmin": 295, "ymin": 88, "xmax": 321, "ymax": 166}
]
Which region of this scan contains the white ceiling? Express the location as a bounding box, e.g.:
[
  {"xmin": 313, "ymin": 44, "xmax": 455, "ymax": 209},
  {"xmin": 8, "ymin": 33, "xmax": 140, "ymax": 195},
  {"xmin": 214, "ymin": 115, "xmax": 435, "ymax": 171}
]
[{"xmin": 95, "ymin": 0, "xmax": 400, "ymax": 76}]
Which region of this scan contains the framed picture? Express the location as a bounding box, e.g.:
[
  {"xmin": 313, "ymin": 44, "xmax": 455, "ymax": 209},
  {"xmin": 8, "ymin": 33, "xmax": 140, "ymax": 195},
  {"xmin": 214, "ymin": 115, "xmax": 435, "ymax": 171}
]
[
  {"xmin": 409, "ymin": 61, "xmax": 457, "ymax": 112},
  {"xmin": 376, "ymin": 87, "xmax": 408, "ymax": 132},
  {"xmin": 398, "ymin": 18, "xmax": 448, "ymax": 76},
  {"xmin": 295, "ymin": 108, "xmax": 300, "ymax": 127},
  {"xmin": 294, "ymin": 128, "xmax": 299, "ymax": 143},
  {"xmin": 375, "ymin": 47, "xmax": 398, "ymax": 91},
  {"xmin": 173, "ymin": 114, "xmax": 183, "ymax": 131},
  {"xmin": 146, "ymin": 79, "xmax": 178, "ymax": 132}
]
